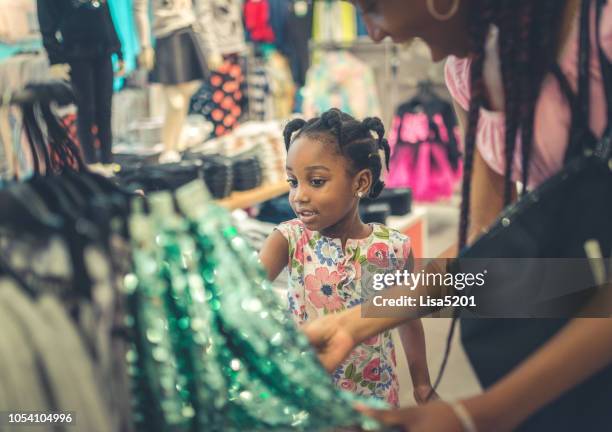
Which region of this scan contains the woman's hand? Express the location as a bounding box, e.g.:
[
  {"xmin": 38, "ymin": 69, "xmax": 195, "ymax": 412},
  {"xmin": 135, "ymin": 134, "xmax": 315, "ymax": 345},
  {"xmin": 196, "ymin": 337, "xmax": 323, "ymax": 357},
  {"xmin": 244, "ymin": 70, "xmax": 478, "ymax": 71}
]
[
  {"xmin": 302, "ymin": 313, "xmax": 357, "ymax": 372},
  {"xmin": 356, "ymin": 401, "xmax": 463, "ymax": 432},
  {"xmin": 413, "ymin": 385, "xmax": 440, "ymax": 405},
  {"xmin": 115, "ymin": 60, "xmax": 126, "ymax": 77}
]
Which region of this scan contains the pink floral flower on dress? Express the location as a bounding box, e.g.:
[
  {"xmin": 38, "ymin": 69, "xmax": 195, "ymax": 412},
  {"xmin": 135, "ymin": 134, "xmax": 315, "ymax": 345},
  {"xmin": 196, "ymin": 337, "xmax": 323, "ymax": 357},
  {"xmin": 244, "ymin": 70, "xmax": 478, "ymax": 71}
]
[
  {"xmin": 294, "ymin": 232, "xmax": 309, "ymax": 264},
  {"xmin": 363, "ymin": 358, "xmax": 381, "ymax": 381},
  {"xmin": 388, "ymin": 387, "xmax": 399, "ymax": 407},
  {"xmin": 367, "ymin": 243, "xmax": 390, "ymax": 269},
  {"xmin": 337, "ymin": 259, "xmax": 362, "ymax": 282},
  {"xmin": 338, "ymin": 379, "xmax": 357, "ymax": 392},
  {"xmin": 402, "ymin": 239, "xmax": 412, "ymax": 263},
  {"xmin": 305, "ymin": 267, "xmax": 344, "ymax": 312}
]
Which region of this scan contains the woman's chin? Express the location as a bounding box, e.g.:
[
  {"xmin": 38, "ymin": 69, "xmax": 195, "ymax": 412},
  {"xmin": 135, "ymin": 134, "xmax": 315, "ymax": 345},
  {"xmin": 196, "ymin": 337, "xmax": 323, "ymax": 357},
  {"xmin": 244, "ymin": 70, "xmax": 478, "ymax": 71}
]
[{"xmin": 428, "ymin": 45, "xmax": 449, "ymax": 63}]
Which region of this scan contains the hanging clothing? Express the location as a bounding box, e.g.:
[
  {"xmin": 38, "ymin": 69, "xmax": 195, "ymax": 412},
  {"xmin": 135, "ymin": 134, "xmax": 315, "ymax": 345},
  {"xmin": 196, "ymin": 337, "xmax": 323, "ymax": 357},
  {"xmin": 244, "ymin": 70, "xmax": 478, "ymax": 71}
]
[
  {"xmin": 0, "ymin": 0, "xmax": 39, "ymax": 44},
  {"xmin": 268, "ymin": 0, "xmax": 312, "ymax": 87},
  {"xmin": 244, "ymin": 0, "xmax": 275, "ymax": 43},
  {"xmin": 283, "ymin": 0, "xmax": 312, "ymax": 87},
  {"xmin": 246, "ymin": 50, "xmax": 295, "ymax": 120},
  {"xmin": 37, "ymin": 0, "xmax": 123, "ymax": 65},
  {"xmin": 268, "ymin": 0, "xmax": 290, "ymax": 49},
  {"xmin": 149, "ymin": 26, "xmax": 209, "ymax": 85},
  {"xmin": 246, "ymin": 55, "xmax": 272, "ymax": 120},
  {"xmin": 356, "ymin": 9, "xmax": 368, "ymax": 37},
  {"xmin": 386, "ymin": 89, "xmax": 463, "ymax": 202},
  {"xmin": 108, "ymin": 0, "xmax": 139, "ymax": 90},
  {"xmin": 267, "ymin": 51, "xmax": 296, "ymax": 119},
  {"xmin": 133, "ymin": 0, "xmax": 246, "ymax": 57},
  {"xmin": 301, "ymin": 50, "xmax": 381, "ymax": 119},
  {"xmin": 69, "ymin": 55, "xmax": 115, "ymax": 164},
  {"xmin": 190, "ymin": 56, "xmax": 245, "ymax": 137},
  {"xmin": 312, "ymin": 0, "xmax": 357, "ymax": 44},
  {"xmin": 37, "ymin": 0, "xmax": 121, "ymax": 164}
]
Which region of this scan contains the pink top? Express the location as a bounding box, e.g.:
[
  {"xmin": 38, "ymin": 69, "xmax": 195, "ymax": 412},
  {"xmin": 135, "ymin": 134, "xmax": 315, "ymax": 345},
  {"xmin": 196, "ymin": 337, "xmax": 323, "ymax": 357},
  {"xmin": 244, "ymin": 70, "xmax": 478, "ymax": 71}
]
[{"xmin": 445, "ymin": 1, "xmax": 612, "ymax": 188}]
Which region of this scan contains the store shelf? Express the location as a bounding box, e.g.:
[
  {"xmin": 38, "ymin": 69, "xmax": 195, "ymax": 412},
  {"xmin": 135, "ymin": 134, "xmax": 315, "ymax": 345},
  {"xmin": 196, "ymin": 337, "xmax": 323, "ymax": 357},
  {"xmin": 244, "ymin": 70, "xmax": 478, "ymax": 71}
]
[{"xmin": 217, "ymin": 181, "xmax": 290, "ymax": 210}]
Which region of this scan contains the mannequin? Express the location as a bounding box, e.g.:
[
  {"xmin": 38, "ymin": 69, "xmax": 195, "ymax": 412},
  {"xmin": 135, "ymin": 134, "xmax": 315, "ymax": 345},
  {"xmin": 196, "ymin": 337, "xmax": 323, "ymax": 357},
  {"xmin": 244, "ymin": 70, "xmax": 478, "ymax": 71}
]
[
  {"xmin": 37, "ymin": 0, "xmax": 124, "ymax": 166},
  {"xmin": 133, "ymin": 0, "xmax": 245, "ymax": 163}
]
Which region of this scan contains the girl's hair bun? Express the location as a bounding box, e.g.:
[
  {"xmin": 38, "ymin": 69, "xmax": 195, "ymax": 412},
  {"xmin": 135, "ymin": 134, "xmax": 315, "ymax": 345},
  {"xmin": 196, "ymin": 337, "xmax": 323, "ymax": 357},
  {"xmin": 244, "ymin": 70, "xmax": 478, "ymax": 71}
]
[{"xmin": 283, "ymin": 118, "xmax": 307, "ymax": 149}]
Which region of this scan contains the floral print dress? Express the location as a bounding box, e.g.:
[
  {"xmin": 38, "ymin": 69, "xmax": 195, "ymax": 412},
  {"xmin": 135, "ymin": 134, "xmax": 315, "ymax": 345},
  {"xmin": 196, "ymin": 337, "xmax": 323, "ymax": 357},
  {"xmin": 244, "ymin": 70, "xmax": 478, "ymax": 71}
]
[{"xmin": 276, "ymin": 219, "xmax": 412, "ymax": 407}]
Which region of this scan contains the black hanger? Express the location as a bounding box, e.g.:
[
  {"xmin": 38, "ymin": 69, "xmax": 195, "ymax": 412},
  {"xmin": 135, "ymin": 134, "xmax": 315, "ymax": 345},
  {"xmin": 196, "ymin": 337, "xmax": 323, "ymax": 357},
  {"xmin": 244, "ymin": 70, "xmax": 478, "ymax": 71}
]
[
  {"xmin": 0, "ymin": 184, "xmax": 63, "ymax": 233},
  {"xmin": 0, "ymin": 256, "xmax": 37, "ymax": 298},
  {"xmin": 416, "ymin": 80, "xmax": 438, "ymax": 104},
  {"xmin": 22, "ymin": 104, "xmax": 53, "ymax": 175}
]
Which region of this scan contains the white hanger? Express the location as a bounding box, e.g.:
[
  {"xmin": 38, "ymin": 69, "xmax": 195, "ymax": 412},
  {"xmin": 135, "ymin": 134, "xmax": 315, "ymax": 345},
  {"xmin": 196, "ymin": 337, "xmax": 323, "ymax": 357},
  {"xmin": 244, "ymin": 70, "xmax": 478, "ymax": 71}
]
[{"xmin": 0, "ymin": 89, "xmax": 16, "ymax": 180}]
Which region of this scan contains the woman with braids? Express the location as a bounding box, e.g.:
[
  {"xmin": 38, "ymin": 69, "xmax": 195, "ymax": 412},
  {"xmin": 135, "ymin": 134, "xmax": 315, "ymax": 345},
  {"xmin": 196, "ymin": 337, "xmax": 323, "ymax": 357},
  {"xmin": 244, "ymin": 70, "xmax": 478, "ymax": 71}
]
[
  {"xmin": 302, "ymin": 0, "xmax": 612, "ymax": 431},
  {"xmin": 259, "ymin": 108, "xmax": 437, "ymax": 406}
]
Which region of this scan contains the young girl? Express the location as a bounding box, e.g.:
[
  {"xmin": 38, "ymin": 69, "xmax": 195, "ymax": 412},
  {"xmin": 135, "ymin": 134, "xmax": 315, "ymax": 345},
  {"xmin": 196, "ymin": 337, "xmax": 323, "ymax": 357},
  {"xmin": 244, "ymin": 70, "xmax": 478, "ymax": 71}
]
[{"xmin": 259, "ymin": 108, "xmax": 436, "ymax": 406}]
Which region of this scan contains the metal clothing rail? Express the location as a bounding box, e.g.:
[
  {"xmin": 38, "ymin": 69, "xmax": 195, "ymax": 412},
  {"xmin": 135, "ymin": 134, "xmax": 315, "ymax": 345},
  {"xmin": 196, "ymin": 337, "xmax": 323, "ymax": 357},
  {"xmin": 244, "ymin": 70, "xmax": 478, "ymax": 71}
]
[{"xmin": 308, "ymin": 36, "xmax": 396, "ymax": 51}]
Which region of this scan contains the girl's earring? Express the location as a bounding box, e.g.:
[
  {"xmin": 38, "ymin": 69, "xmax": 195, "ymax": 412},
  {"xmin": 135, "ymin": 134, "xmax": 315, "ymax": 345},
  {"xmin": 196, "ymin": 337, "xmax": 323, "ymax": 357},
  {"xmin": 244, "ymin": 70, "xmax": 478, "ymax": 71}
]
[{"xmin": 357, "ymin": 191, "xmax": 364, "ymax": 198}]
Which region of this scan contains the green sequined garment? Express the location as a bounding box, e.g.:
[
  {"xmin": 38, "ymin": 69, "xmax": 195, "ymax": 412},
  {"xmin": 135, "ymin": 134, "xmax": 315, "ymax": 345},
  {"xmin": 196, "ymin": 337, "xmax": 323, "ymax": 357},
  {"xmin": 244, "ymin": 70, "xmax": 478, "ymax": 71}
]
[{"xmin": 122, "ymin": 182, "xmax": 386, "ymax": 432}]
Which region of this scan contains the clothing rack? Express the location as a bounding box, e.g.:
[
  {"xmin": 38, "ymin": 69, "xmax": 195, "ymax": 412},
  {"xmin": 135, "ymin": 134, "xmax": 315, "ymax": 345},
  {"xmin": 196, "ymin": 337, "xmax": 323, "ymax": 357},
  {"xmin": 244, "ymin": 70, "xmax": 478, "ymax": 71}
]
[
  {"xmin": 0, "ymin": 81, "xmax": 82, "ymax": 181},
  {"xmin": 1, "ymin": 80, "xmax": 75, "ymax": 107}
]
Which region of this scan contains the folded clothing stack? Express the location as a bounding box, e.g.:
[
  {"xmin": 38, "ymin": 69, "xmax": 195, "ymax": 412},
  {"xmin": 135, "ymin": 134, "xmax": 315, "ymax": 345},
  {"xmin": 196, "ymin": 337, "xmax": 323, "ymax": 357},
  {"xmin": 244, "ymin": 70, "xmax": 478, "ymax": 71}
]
[
  {"xmin": 181, "ymin": 152, "xmax": 234, "ymax": 199},
  {"xmin": 113, "ymin": 152, "xmax": 162, "ymax": 172},
  {"xmin": 232, "ymin": 156, "xmax": 263, "ymax": 191},
  {"xmin": 233, "ymin": 121, "xmax": 286, "ymax": 184},
  {"xmin": 202, "ymin": 156, "xmax": 234, "ymax": 199},
  {"xmin": 116, "ymin": 160, "xmax": 204, "ymax": 192},
  {"xmin": 187, "ymin": 121, "xmax": 286, "ymax": 185}
]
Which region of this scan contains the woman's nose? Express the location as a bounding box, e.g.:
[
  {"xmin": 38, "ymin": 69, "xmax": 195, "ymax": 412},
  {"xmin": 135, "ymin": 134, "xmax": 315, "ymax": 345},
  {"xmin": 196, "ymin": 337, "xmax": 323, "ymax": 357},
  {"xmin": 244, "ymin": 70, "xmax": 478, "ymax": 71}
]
[{"xmin": 363, "ymin": 15, "xmax": 387, "ymax": 42}]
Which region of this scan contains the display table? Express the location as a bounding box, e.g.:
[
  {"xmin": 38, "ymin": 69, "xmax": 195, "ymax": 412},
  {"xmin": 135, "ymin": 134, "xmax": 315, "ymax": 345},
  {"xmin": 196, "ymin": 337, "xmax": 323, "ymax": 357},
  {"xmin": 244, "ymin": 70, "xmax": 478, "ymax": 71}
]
[
  {"xmin": 217, "ymin": 181, "xmax": 290, "ymax": 210},
  {"xmin": 387, "ymin": 206, "xmax": 428, "ymax": 258}
]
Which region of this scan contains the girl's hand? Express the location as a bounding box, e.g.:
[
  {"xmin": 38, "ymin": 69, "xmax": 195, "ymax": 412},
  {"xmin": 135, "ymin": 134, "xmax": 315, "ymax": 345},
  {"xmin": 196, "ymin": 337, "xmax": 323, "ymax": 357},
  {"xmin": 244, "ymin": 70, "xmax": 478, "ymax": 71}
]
[
  {"xmin": 302, "ymin": 313, "xmax": 357, "ymax": 372},
  {"xmin": 356, "ymin": 401, "xmax": 463, "ymax": 432}
]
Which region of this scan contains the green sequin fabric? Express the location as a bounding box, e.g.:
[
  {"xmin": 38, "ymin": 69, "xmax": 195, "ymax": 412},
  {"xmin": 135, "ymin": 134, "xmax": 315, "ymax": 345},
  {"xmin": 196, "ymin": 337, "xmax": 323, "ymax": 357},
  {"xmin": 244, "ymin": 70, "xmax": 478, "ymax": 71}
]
[{"xmin": 123, "ymin": 182, "xmax": 385, "ymax": 432}]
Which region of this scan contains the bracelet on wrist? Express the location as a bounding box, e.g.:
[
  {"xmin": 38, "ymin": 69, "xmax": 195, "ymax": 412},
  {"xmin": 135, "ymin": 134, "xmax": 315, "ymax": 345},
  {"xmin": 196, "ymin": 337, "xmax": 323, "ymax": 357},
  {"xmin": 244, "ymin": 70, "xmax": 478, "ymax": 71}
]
[{"xmin": 449, "ymin": 401, "xmax": 478, "ymax": 432}]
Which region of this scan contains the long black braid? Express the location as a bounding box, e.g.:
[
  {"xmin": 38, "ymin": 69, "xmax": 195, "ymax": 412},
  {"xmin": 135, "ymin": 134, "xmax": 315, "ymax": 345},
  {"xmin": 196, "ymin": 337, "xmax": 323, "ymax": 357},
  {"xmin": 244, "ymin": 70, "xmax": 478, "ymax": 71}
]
[
  {"xmin": 457, "ymin": 1, "xmax": 491, "ymax": 249},
  {"xmin": 283, "ymin": 108, "xmax": 392, "ymax": 198},
  {"xmin": 432, "ymin": 0, "xmax": 569, "ymax": 398},
  {"xmin": 458, "ymin": 0, "xmax": 567, "ymax": 248}
]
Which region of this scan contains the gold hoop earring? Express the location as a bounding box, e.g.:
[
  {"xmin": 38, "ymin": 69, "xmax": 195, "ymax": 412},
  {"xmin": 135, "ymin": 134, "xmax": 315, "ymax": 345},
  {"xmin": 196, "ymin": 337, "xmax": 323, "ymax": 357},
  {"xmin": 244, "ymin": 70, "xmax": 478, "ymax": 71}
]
[{"xmin": 426, "ymin": 0, "xmax": 460, "ymax": 21}]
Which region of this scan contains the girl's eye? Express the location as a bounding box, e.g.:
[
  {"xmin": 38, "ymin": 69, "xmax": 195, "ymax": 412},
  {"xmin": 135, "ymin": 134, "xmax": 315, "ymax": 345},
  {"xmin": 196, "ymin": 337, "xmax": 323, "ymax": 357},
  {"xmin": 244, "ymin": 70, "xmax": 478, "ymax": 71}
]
[
  {"xmin": 310, "ymin": 179, "xmax": 326, "ymax": 187},
  {"xmin": 287, "ymin": 178, "xmax": 297, "ymax": 188}
]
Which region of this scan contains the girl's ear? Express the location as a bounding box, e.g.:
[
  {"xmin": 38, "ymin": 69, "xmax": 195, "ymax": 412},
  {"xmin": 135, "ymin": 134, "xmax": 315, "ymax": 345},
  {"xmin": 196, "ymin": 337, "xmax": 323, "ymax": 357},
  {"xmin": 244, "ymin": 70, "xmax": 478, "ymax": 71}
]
[{"xmin": 354, "ymin": 169, "xmax": 373, "ymax": 196}]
